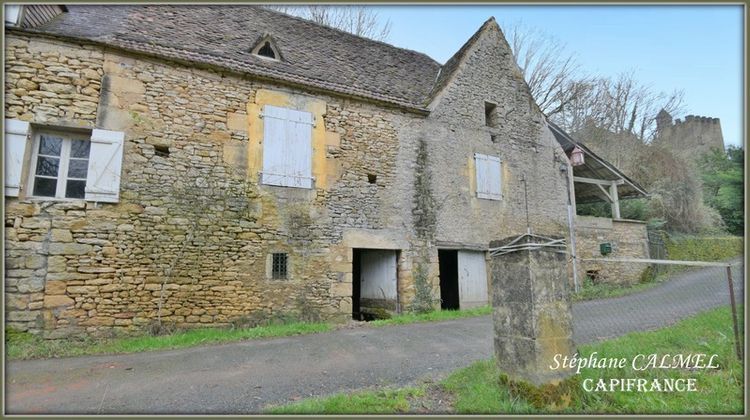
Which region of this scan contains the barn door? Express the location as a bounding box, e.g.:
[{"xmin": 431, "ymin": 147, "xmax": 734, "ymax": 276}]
[
  {"xmin": 457, "ymin": 251, "xmax": 489, "ymax": 309},
  {"xmin": 360, "ymin": 250, "xmax": 397, "ymax": 303}
]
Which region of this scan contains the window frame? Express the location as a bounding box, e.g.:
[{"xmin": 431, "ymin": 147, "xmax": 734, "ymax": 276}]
[{"xmin": 26, "ymin": 129, "xmax": 91, "ymax": 201}]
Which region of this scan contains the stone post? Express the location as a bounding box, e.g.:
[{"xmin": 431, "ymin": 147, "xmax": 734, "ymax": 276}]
[{"xmin": 490, "ymin": 235, "xmax": 575, "ymax": 385}]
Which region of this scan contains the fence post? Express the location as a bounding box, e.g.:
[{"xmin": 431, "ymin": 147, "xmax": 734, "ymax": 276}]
[{"xmin": 725, "ymin": 265, "xmax": 742, "ymax": 361}]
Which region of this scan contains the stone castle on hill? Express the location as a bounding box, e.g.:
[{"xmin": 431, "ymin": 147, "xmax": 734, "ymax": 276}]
[{"xmin": 654, "ymin": 109, "xmax": 725, "ymax": 165}]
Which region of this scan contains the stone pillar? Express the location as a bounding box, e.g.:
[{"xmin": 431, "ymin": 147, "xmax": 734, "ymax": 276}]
[{"xmin": 490, "ymin": 235, "xmax": 575, "ymax": 385}]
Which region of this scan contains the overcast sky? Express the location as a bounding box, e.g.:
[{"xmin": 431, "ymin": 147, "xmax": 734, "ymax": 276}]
[{"xmin": 370, "ymin": 5, "xmax": 743, "ymax": 148}]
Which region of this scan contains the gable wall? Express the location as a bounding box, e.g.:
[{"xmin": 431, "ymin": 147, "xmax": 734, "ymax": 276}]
[{"xmin": 424, "ymin": 24, "xmax": 570, "ymax": 248}]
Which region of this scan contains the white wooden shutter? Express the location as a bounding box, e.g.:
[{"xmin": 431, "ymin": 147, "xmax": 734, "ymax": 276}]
[
  {"xmin": 85, "ymin": 129, "xmax": 125, "ymax": 202},
  {"xmin": 4, "ymin": 118, "xmax": 30, "ymax": 197},
  {"xmin": 475, "ymin": 153, "xmax": 502, "ymax": 200},
  {"xmin": 261, "ymin": 105, "xmax": 313, "ymax": 189}
]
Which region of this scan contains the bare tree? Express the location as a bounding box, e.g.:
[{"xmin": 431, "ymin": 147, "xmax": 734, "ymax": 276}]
[
  {"xmin": 504, "ymin": 21, "xmax": 589, "ymax": 116},
  {"xmin": 556, "ymin": 72, "xmax": 685, "ymax": 142},
  {"xmin": 266, "ymin": 5, "xmax": 392, "ymax": 41}
]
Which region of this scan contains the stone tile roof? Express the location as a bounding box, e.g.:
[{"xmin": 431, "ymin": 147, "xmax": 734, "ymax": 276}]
[{"xmin": 20, "ymin": 5, "xmax": 443, "ymax": 111}]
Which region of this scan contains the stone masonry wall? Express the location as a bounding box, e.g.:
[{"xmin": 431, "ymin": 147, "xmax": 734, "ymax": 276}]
[
  {"xmin": 575, "ymin": 216, "xmax": 650, "ymax": 286},
  {"xmin": 426, "ymin": 22, "xmax": 571, "ymax": 248},
  {"xmin": 655, "ymin": 114, "xmax": 725, "ymax": 167},
  {"xmin": 5, "ymin": 34, "xmax": 424, "ymax": 337},
  {"xmin": 6, "ymin": 23, "xmax": 581, "ymax": 337}
]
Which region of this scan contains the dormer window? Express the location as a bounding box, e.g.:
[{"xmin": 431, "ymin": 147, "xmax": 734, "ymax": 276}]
[
  {"xmin": 257, "ymin": 42, "xmax": 276, "ymax": 59},
  {"xmin": 251, "ymin": 35, "xmax": 280, "ymax": 61}
]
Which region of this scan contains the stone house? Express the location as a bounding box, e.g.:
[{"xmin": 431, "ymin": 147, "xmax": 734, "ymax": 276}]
[{"xmin": 4, "ymin": 5, "xmax": 638, "ymax": 337}]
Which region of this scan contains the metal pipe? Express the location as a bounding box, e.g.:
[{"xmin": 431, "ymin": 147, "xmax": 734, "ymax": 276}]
[
  {"xmin": 726, "ymin": 265, "xmax": 742, "ymax": 360},
  {"xmin": 561, "ymin": 162, "xmax": 580, "ymax": 293}
]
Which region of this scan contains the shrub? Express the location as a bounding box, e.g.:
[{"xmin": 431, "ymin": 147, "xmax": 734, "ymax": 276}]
[{"xmin": 666, "ymin": 235, "xmax": 743, "ymax": 262}]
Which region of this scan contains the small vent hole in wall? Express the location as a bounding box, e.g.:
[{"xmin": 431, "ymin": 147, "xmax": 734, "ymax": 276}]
[
  {"xmin": 154, "ymin": 145, "xmax": 170, "ymax": 158},
  {"xmin": 490, "ymin": 134, "xmax": 498, "ymax": 143},
  {"xmin": 367, "ymin": 174, "xmax": 377, "ymax": 184},
  {"xmin": 485, "ymin": 101, "xmax": 498, "ymax": 128}
]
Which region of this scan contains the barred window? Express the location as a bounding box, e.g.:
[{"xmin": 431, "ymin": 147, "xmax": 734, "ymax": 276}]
[{"xmin": 271, "ymin": 253, "xmax": 288, "ymax": 279}]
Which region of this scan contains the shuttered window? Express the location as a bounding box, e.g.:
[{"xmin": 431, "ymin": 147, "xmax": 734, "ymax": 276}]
[
  {"xmin": 474, "ymin": 153, "xmax": 502, "ymax": 200},
  {"xmin": 260, "ymin": 105, "xmax": 314, "ymax": 189},
  {"xmin": 85, "ymin": 129, "xmax": 125, "ymax": 202},
  {"xmin": 8, "ymin": 121, "xmax": 125, "ymax": 202},
  {"xmin": 4, "ymin": 119, "xmax": 31, "ymax": 197}
]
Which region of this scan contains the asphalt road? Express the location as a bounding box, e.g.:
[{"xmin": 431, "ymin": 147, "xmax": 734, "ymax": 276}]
[{"xmin": 5, "ymin": 262, "xmax": 743, "ymax": 414}]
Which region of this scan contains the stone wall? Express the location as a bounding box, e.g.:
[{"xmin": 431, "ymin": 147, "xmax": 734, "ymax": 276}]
[
  {"xmin": 5, "ymin": 23, "xmax": 573, "ymax": 337},
  {"xmin": 654, "ymin": 114, "xmax": 725, "ymax": 166},
  {"xmin": 575, "ymin": 216, "xmax": 650, "ymax": 285},
  {"xmin": 5, "ymin": 34, "xmax": 426, "ymax": 337},
  {"xmin": 422, "ymin": 19, "xmax": 571, "ymax": 304}
]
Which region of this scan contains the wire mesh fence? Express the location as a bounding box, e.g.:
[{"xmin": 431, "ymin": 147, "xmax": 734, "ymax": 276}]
[{"xmin": 571, "ymin": 257, "xmax": 744, "ymax": 360}]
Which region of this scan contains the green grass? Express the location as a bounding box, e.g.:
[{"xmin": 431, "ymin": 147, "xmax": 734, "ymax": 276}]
[
  {"xmin": 572, "ymin": 276, "xmax": 665, "ymax": 301},
  {"xmin": 6, "ymin": 306, "xmax": 494, "ymax": 360},
  {"xmin": 267, "ymin": 387, "xmax": 425, "ymax": 414},
  {"xmin": 371, "ymin": 305, "xmax": 491, "ymax": 326},
  {"xmin": 5, "ymin": 322, "xmax": 331, "ymax": 360},
  {"xmin": 266, "ymin": 306, "xmax": 744, "ymax": 415}
]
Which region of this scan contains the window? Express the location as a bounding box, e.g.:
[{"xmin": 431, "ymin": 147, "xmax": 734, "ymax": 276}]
[
  {"xmin": 260, "ymin": 105, "xmax": 314, "ymax": 189},
  {"xmin": 474, "ymin": 153, "xmax": 502, "ymax": 200},
  {"xmin": 271, "ymin": 253, "xmax": 288, "ymax": 279},
  {"xmin": 484, "ymin": 101, "xmax": 498, "ymax": 128},
  {"xmin": 251, "ymin": 36, "xmax": 280, "ymax": 61},
  {"xmin": 257, "ymin": 42, "xmax": 276, "ymax": 59},
  {"xmin": 4, "ymin": 119, "xmax": 125, "ymax": 202},
  {"xmin": 29, "ymin": 132, "xmax": 91, "ymax": 199}
]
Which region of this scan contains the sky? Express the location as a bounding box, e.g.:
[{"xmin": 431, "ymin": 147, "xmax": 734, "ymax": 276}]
[{"xmin": 369, "ymin": 5, "xmax": 744, "ymax": 148}]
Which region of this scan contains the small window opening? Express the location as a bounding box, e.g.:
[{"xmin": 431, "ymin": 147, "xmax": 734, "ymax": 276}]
[
  {"xmin": 257, "ymin": 41, "xmax": 276, "ymax": 59},
  {"xmin": 154, "ymin": 145, "xmax": 170, "ymax": 158},
  {"xmin": 367, "ymin": 174, "xmax": 377, "ymax": 184},
  {"xmin": 271, "ymin": 253, "xmax": 288, "ymax": 279},
  {"xmin": 490, "ymin": 134, "xmax": 498, "ymax": 143},
  {"xmin": 484, "ymin": 102, "xmax": 498, "ymax": 128}
]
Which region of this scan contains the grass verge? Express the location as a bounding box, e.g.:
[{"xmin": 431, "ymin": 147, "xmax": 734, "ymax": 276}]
[
  {"xmin": 572, "ymin": 276, "xmax": 666, "ymax": 301},
  {"xmin": 371, "ymin": 305, "xmax": 491, "ymax": 326},
  {"xmin": 265, "ymin": 306, "xmax": 744, "ymax": 414},
  {"xmin": 6, "ymin": 306, "xmax": 494, "ymax": 360},
  {"xmin": 5, "ymin": 322, "xmax": 331, "ymax": 360}
]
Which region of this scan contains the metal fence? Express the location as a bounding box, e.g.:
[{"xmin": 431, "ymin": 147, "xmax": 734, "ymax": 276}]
[{"xmin": 573, "ymin": 257, "xmax": 744, "ymax": 360}]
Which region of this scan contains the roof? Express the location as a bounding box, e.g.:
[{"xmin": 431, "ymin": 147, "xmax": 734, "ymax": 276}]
[
  {"xmin": 15, "ymin": 5, "xmax": 442, "ymax": 111},
  {"xmin": 548, "ymin": 121, "xmax": 649, "ymax": 204}
]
